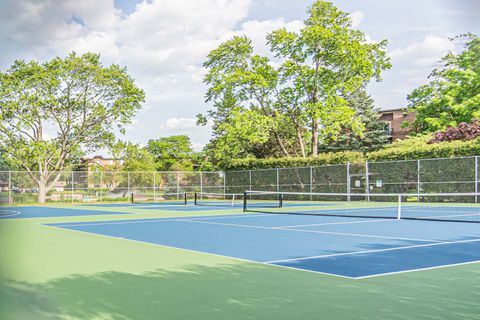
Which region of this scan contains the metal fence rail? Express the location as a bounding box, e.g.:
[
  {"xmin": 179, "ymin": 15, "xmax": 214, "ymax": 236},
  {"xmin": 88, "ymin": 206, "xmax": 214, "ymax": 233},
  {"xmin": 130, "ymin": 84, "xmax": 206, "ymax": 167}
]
[
  {"xmin": 1, "ymin": 156, "xmax": 479, "ymax": 205},
  {"xmin": 225, "ymin": 156, "xmax": 480, "ymax": 203},
  {"xmin": 0, "ymin": 170, "xmax": 225, "ymax": 205}
]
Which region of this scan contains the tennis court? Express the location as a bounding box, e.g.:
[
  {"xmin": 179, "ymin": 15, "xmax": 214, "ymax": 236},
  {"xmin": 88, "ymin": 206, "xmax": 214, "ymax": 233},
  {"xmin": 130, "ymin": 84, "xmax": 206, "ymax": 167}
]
[
  {"xmin": 41, "ymin": 191, "xmax": 480, "ymax": 279},
  {"xmin": 2, "ymin": 191, "xmax": 480, "ymax": 319}
]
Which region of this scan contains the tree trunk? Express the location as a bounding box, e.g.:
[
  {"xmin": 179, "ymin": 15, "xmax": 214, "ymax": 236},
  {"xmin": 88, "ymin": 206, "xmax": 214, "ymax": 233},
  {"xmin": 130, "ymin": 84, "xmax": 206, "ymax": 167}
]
[
  {"xmin": 296, "ymin": 126, "xmax": 306, "ymax": 157},
  {"xmin": 311, "ymin": 119, "xmax": 319, "ymax": 156},
  {"xmin": 37, "ymin": 180, "xmax": 47, "ymax": 203}
]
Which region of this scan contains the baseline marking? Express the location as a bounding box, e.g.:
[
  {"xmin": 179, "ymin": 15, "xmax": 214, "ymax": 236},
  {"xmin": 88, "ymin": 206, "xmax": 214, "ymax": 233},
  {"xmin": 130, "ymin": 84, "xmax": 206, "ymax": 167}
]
[
  {"xmin": 266, "ymin": 238, "xmax": 480, "ymax": 264},
  {"xmin": 181, "ymin": 219, "xmax": 440, "ymax": 243}
]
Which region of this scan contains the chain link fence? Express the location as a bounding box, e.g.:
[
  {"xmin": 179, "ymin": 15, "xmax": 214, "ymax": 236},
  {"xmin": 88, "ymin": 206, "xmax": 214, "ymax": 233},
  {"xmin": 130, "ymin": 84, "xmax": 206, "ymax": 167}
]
[
  {"xmin": 1, "ymin": 156, "xmax": 478, "ymax": 205},
  {"xmin": 225, "ymin": 156, "xmax": 480, "ymax": 202},
  {"xmin": 0, "ymin": 170, "xmax": 225, "ymax": 205}
]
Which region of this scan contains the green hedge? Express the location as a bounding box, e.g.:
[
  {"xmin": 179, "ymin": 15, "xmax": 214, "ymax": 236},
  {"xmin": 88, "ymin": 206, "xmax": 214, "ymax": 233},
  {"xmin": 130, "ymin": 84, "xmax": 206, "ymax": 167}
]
[
  {"xmin": 367, "ymin": 136, "xmax": 480, "ymax": 161},
  {"xmin": 222, "ymin": 151, "xmax": 365, "ymax": 170},
  {"xmin": 223, "ymin": 136, "xmax": 480, "ymax": 170}
]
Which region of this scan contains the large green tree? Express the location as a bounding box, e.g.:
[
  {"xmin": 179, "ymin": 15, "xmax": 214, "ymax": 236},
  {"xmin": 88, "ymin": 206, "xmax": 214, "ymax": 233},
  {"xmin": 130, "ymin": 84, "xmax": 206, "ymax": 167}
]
[
  {"xmin": 0, "ymin": 52, "xmax": 144, "ymax": 203},
  {"xmin": 146, "ymin": 135, "xmax": 194, "ymax": 171},
  {"xmin": 318, "ymin": 89, "xmax": 390, "ymax": 152},
  {"xmin": 199, "ymin": 0, "xmax": 390, "ymax": 161},
  {"xmin": 407, "ymin": 34, "xmax": 480, "ymax": 132}
]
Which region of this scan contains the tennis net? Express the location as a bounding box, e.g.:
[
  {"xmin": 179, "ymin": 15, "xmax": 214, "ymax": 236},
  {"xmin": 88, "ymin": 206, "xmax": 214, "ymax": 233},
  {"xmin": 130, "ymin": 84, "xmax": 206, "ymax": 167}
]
[
  {"xmin": 243, "ymin": 191, "xmax": 480, "ymax": 223},
  {"xmin": 131, "ymin": 192, "xmax": 187, "ymax": 205},
  {"xmin": 194, "ymin": 192, "xmax": 244, "ymax": 207}
]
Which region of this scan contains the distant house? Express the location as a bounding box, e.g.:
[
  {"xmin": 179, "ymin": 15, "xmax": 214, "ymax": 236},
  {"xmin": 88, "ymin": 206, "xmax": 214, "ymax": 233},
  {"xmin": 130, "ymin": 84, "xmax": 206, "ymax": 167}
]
[
  {"xmin": 81, "ymin": 156, "xmax": 124, "ymax": 189},
  {"xmin": 378, "ymin": 108, "xmax": 416, "ymax": 142}
]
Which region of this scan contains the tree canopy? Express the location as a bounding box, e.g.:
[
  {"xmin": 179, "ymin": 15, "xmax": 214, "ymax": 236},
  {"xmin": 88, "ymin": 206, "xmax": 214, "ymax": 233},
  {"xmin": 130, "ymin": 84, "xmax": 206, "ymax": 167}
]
[
  {"xmin": 407, "ymin": 34, "xmax": 480, "ymax": 132},
  {"xmin": 147, "ymin": 135, "xmax": 195, "ymax": 171},
  {"xmin": 199, "ymin": 0, "xmax": 391, "ymax": 163},
  {"xmin": 0, "ymin": 52, "xmax": 145, "ymax": 202}
]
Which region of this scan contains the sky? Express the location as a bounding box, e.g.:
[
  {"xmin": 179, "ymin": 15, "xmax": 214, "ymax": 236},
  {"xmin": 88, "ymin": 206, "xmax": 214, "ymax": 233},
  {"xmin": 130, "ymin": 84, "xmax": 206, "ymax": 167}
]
[{"xmin": 0, "ymin": 0, "xmax": 479, "ymax": 151}]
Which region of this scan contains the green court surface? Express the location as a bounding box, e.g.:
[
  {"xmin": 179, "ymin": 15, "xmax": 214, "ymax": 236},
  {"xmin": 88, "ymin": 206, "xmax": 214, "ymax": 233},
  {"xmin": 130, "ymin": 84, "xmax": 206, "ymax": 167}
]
[{"xmin": 1, "ymin": 204, "xmax": 480, "ymax": 320}]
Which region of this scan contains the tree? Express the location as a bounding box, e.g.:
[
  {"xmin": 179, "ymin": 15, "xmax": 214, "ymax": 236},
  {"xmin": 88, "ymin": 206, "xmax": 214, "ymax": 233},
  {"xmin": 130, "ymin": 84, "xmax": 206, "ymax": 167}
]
[
  {"xmin": 407, "ymin": 34, "xmax": 480, "ymax": 132},
  {"xmin": 318, "ymin": 90, "xmax": 390, "ymax": 152},
  {"xmin": 146, "ymin": 135, "xmax": 194, "ymax": 171},
  {"xmin": 199, "ymin": 0, "xmax": 391, "ymax": 161},
  {"xmin": 0, "ymin": 52, "xmax": 145, "ymax": 203}
]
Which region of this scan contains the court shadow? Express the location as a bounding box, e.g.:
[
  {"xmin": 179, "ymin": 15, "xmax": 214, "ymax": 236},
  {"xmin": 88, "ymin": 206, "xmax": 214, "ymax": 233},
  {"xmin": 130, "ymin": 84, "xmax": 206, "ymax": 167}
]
[{"xmin": 1, "ymin": 261, "xmax": 480, "ymax": 320}]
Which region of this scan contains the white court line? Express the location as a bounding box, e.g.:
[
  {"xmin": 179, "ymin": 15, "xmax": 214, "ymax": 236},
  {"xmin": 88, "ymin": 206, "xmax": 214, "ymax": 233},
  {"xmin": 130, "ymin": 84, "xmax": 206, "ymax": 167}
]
[
  {"xmin": 266, "ymin": 238, "xmax": 480, "ymax": 264},
  {"xmin": 0, "ymin": 209, "xmax": 21, "ymax": 218},
  {"xmin": 181, "ymin": 219, "xmax": 440, "ymax": 243},
  {"xmin": 40, "ymin": 223, "xmax": 355, "ymax": 280},
  {"xmin": 46, "ymin": 213, "xmax": 269, "ymax": 228},
  {"xmin": 275, "ymin": 218, "xmax": 392, "ymax": 229},
  {"xmin": 355, "ymin": 260, "xmax": 480, "ymax": 279}
]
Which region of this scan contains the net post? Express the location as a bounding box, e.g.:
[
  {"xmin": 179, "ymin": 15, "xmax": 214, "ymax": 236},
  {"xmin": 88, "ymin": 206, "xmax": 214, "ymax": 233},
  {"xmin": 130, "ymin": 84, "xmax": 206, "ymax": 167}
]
[
  {"xmin": 279, "ymin": 193, "xmax": 283, "ymax": 208},
  {"xmin": 397, "ymin": 195, "xmax": 402, "ymax": 220},
  {"xmin": 243, "ymin": 191, "xmax": 247, "ymax": 212},
  {"xmin": 183, "ymin": 192, "xmax": 187, "ymax": 205},
  {"xmin": 130, "ymin": 192, "xmax": 134, "ymax": 204},
  {"xmin": 194, "ymin": 192, "xmax": 198, "ymax": 205}
]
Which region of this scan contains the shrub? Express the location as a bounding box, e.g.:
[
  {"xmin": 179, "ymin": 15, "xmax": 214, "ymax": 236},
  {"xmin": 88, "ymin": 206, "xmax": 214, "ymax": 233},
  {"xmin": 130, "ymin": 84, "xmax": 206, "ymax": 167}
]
[
  {"xmin": 429, "ymin": 120, "xmax": 480, "ymax": 143},
  {"xmin": 221, "ymin": 151, "xmax": 364, "ymax": 170}
]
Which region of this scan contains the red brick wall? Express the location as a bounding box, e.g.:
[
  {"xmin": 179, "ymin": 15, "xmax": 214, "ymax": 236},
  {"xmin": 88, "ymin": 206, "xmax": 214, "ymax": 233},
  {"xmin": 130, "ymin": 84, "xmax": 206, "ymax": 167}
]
[{"xmin": 379, "ymin": 110, "xmax": 415, "ymax": 141}]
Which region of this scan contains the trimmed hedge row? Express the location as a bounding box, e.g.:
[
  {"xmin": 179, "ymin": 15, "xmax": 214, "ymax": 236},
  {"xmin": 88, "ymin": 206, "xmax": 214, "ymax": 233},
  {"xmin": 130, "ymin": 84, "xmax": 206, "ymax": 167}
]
[
  {"xmin": 367, "ymin": 136, "xmax": 480, "ymax": 161},
  {"xmin": 222, "ymin": 136, "xmax": 480, "ymax": 170},
  {"xmin": 222, "ymin": 151, "xmax": 364, "ymax": 170}
]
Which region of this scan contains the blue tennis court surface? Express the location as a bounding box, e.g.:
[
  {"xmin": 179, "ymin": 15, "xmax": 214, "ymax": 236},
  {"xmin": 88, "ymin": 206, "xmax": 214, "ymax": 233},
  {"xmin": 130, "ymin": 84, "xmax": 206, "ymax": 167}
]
[
  {"xmin": 46, "ymin": 213, "xmax": 480, "ymax": 278},
  {"xmin": 0, "ymin": 206, "xmax": 131, "ymax": 219}
]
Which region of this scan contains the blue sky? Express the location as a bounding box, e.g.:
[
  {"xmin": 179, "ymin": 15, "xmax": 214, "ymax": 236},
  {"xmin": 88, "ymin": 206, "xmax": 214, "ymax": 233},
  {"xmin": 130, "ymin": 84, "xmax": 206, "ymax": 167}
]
[{"xmin": 1, "ymin": 0, "xmax": 478, "ymax": 150}]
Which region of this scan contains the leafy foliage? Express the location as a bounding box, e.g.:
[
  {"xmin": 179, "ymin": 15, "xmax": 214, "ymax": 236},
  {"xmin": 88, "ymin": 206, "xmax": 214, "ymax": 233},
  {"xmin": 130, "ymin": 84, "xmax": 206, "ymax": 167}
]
[
  {"xmin": 0, "ymin": 52, "xmax": 144, "ymax": 202},
  {"xmin": 146, "ymin": 135, "xmax": 194, "ymax": 171},
  {"xmin": 429, "ymin": 120, "xmax": 480, "ymax": 143},
  {"xmin": 367, "ymin": 135, "xmax": 480, "ymax": 161},
  {"xmin": 199, "ymin": 0, "xmax": 391, "ymax": 162},
  {"xmin": 406, "ymin": 34, "xmax": 480, "ymax": 132},
  {"xmin": 318, "ymin": 89, "xmax": 390, "ymax": 152},
  {"xmin": 222, "ymin": 151, "xmax": 364, "ymax": 170},
  {"xmin": 112, "ymin": 142, "xmax": 156, "ymax": 172}
]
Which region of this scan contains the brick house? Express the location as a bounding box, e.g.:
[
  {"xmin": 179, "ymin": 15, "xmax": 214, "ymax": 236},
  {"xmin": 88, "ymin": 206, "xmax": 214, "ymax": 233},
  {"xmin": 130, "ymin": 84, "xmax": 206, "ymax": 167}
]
[
  {"xmin": 378, "ymin": 108, "xmax": 416, "ymax": 142},
  {"xmin": 81, "ymin": 156, "xmax": 124, "ymax": 189}
]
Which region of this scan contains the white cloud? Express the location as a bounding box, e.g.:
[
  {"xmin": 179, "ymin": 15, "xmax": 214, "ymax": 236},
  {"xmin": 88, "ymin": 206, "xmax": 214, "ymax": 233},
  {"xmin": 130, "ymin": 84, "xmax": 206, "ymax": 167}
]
[
  {"xmin": 389, "ymin": 35, "xmax": 453, "ymax": 64},
  {"xmin": 350, "ymin": 11, "xmax": 364, "ymax": 27},
  {"xmin": 165, "ymin": 117, "xmax": 197, "ymax": 130}
]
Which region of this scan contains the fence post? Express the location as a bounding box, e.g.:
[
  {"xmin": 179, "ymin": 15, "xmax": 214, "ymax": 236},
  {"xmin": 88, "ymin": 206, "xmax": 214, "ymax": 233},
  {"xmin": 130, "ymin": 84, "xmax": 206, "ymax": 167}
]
[
  {"xmin": 249, "ymin": 170, "xmax": 252, "ymax": 191},
  {"xmin": 127, "ymin": 172, "xmax": 131, "ymax": 197},
  {"xmin": 309, "ymin": 166, "xmax": 313, "ymax": 194},
  {"xmin": 100, "ymin": 171, "xmax": 103, "ymax": 202},
  {"xmin": 365, "ymin": 160, "xmax": 370, "ymax": 201},
  {"xmin": 176, "ymin": 171, "xmax": 181, "ymax": 195},
  {"xmin": 71, "ymin": 171, "xmax": 74, "ymax": 204},
  {"xmin": 199, "ymin": 171, "xmax": 203, "ymax": 193},
  {"xmin": 153, "ymin": 172, "xmax": 156, "ymax": 202},
  {"xmin": 8, "ymin": 171, "xmax": 12, "ymax": 205},
  {"xmin": 276, "ymin": 168, "xmax": 280, "ymax": 192},
  {"xmin": 417, "ymin": 159, "xmax": 421, "ymax": 201},
  {"xmin": 475, "ymin": 156, "xmax": 478, "ymax": 203},
  {"xmin": 222, "ymin": 171, "xmax": 226, "ymax": 194},
  {"xmin": 346, "ymin": 162, "xmax": 351, "ymax": 202}
]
